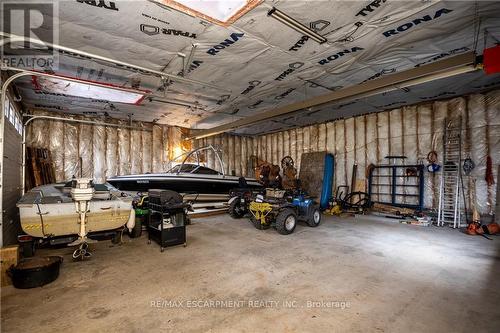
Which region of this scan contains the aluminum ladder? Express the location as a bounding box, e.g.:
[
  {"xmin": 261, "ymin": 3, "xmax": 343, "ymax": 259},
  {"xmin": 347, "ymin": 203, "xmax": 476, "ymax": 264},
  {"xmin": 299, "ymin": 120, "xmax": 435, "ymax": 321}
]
[{"xmin": 437, "ymin": 117, "xmax": 464, "ymax": 228}]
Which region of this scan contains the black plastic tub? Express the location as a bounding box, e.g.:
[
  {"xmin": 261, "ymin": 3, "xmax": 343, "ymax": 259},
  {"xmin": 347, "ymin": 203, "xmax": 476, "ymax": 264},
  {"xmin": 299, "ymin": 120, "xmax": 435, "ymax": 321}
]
[{"xmin": 8, "ymin": 256, "xmax": 63, "ymax": 289}]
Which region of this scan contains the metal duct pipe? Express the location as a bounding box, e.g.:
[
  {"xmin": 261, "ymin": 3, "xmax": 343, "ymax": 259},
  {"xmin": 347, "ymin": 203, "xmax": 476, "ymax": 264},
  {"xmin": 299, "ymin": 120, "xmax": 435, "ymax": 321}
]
[
  {"xmin": 23, "ymin": 114, "xmax": 153, "ymax": 130},
  {"xmin": 1, "ymin": 66, "xmax": 207, "ymax": 109},
  {"xmin": 0, "ymin": 32, "xmax": 230, "ymax": 93},
  {"xmin": 183, "ymin": 44, "xmax": 198, "ymax": 77}
]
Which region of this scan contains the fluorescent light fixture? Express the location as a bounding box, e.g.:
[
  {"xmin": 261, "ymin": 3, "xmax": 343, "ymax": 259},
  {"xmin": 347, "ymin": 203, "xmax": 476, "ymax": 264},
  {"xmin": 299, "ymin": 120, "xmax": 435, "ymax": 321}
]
[
  {"xmin": 162, "ymin": 0, "xmax": 261, "ymax": 26},
  {"xmin": 268, "ymin": 7, "xmax": 327, "ymax": 44},
  {"xmin": 33, "ymin": 76, "xmax": 148, "ymax": 105}
]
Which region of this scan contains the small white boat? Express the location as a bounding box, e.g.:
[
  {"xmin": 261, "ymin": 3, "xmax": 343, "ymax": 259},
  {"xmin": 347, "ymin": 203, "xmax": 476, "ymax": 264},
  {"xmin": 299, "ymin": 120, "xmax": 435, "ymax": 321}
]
[{"xmin": 17, "ymin": 182, "xmax": 135, "ymax": 239}]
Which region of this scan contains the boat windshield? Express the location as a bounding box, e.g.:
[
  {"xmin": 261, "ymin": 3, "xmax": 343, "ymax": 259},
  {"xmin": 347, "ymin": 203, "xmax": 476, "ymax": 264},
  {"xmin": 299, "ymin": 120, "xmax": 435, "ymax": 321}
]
[{"xmin": 167, "ymin": 163, "xmax": 221, "ymax": 175}]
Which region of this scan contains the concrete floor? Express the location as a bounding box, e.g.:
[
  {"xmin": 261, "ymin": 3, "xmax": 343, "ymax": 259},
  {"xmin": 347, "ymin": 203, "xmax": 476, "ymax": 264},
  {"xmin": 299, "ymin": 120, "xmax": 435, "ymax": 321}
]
[{"xmin": 2, "ymin": 214, "xmax": 500, "ymax": 333}]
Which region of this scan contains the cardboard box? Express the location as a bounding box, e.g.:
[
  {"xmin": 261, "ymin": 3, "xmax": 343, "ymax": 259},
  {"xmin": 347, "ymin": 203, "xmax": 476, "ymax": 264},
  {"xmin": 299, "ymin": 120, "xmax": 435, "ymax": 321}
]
[{"xmin": 1, "ymin": 245, "xmax": 19, "ymax": 286}]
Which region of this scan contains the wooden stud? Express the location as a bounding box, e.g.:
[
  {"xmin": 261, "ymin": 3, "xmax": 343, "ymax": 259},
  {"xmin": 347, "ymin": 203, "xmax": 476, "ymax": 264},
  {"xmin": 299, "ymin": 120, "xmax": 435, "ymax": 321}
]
[
  {"xmin": 484, "ymin": 95, "xmax": 492, "ymax": 213},
  {"xmin": 376, "ymin": 113, "xmax": 380, "ymax": 163},
  {"xmin": 430, "ymin": 102, "xmax": 436, "ymax": 209},
  {"xmin": 343, "ymin": 118, "xmax": 348, "ymax": 187},
  {"xmin": 401, "ymin": 108, "xmax": 405, "ymax": 157},
  {"xmin": 353, "ymin": 117, "xmax": 357, "ymax": 164},
  {"xmin": 387, "ymin": 111, "xmax": 391, "ymax": 156},
  {"xmin": 416, "ymin": 106, "xmax": 420, "ymax": 158},
  {"xmin": 364, "ymin": 115, "xmax": 368, "ymax": 176}
]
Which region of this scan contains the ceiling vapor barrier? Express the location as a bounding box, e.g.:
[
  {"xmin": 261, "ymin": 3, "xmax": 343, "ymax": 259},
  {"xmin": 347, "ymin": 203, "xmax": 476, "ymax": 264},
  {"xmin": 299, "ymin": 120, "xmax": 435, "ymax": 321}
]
[{"xmin": 1, "ymin": 0, "xmax": 500, "ymax": 134}]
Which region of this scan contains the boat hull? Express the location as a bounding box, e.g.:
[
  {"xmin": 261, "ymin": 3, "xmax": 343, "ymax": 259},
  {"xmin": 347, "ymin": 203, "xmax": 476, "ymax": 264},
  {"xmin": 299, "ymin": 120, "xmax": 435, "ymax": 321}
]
[
  {"xmin": 107, "ymin": 174, "xmax": 262, "ymax": 200},
  {"xmin": 17, "ymin": 183, "xmax": 134, "ymax": 238},
  {"xmin": 18, "ymin": 200, "xmax": 134, "ymax": 238}
]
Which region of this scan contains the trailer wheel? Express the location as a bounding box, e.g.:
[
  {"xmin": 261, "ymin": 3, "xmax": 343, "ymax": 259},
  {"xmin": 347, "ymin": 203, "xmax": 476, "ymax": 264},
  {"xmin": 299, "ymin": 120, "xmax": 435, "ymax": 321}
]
[
  {"xmin": 111, "ymin": 230, "xmax": 122, "ymax": 244},
  {"xmin": 229, "ymin": 198, "xmax": 246, "ymax": 218},
  {"xmin": 306, "ymin": 207, "xmax": 321, "ymax": 227},
  {"xmin": 130, "ymin": 217, "xmax": 143, "ymax": 238},
  {"xmin": 275, "ymin": 209, "xmax": 297, "ymax": 235}
]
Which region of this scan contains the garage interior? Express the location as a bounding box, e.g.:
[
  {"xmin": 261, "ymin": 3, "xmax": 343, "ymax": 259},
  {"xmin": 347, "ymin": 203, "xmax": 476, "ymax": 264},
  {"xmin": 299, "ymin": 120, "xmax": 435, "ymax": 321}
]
[{"xmin": 1, "ymin": 0, "xmax": 500, "ymax": 332}]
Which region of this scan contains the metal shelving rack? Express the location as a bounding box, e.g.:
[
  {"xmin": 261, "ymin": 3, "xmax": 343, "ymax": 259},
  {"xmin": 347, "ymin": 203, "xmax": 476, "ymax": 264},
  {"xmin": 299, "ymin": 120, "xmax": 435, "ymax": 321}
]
[{"xmin": 368, "ymin": 158, "xmax": 425, "ymax": 210}]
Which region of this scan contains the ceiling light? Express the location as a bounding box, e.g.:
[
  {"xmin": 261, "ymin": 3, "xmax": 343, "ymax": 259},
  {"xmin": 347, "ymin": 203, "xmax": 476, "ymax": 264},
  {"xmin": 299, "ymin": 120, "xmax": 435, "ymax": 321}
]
[
  {"xmin": 267, "ymin": 7, "xmax": 327, "ymax": 44},
  {"xmin": 161, "ymin": 0, "xmax": 261, "ymax": 26},
  {"xmin": 33, "ymin": 76, "xmax": 148, "ymax": 105}
]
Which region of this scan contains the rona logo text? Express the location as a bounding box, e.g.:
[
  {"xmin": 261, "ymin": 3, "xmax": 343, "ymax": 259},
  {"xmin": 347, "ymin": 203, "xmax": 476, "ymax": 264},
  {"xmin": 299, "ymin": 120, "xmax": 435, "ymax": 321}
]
[
  {"xmin": 383, "ymin": 8, "xmax": 453, "ymax": 37},
  {"xmin": 207, "ymin": 33, "xmax": 245, "ymax": 55},
  {"xmin": 318, "ymin": 47, "xmax": 364, "ymax": 65}
]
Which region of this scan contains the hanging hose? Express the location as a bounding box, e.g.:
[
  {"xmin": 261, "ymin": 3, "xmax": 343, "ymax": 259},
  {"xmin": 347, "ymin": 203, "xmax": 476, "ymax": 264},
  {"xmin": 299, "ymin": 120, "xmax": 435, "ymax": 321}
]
[
  {"xmin": 338, "ymin": 191, "xmax": 371, "ymax": 210},
  {"xmin": 426, "ymin": 151, "xmax": 441, "ymax": 172},
  {"xmin": 463, "ymin": 157, "xmax": 475, "ymax": 175},
  {"xmin": 427, "ymin": 151, "xmax": 438, "ymax": 163}
]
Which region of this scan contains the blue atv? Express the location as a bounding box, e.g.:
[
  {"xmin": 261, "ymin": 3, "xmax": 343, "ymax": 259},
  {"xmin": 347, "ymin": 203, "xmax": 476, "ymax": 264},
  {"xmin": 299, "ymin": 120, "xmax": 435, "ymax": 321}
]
[{"xmin": 249, "ymin": 189, "xmax": 321, "ymax": 235}]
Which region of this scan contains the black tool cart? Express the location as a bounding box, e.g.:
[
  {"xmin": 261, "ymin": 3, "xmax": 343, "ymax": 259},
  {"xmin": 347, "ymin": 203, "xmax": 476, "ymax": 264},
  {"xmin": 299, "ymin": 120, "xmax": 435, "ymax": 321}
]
[{"xmin": 147, "ymin": 189, "xmax": 189, "ymax": 252}]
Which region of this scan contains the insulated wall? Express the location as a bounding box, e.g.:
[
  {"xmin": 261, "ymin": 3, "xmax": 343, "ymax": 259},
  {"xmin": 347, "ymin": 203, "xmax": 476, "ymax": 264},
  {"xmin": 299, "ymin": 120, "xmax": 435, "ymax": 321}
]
[
  {"xmin": 196, "ymin": 89, "xmax": 500, "ymax": 214},
  {"xmin": 195, "ymin": 134, "xmax": 256, "ymax": 177},
  {"xmin": 26, "ymin": 111, "xmax": 191, "ymax": 184},
  {"xmin": 27, "ymin": 89, "xmax": 500, "ymax": 215}
]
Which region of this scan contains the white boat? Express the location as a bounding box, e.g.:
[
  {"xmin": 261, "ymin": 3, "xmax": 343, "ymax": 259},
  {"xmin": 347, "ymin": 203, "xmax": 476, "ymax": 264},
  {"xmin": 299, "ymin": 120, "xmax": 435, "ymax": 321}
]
[{"xmin": 17, "ymin": 182, "xmax": 135, "ymax": 239}]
